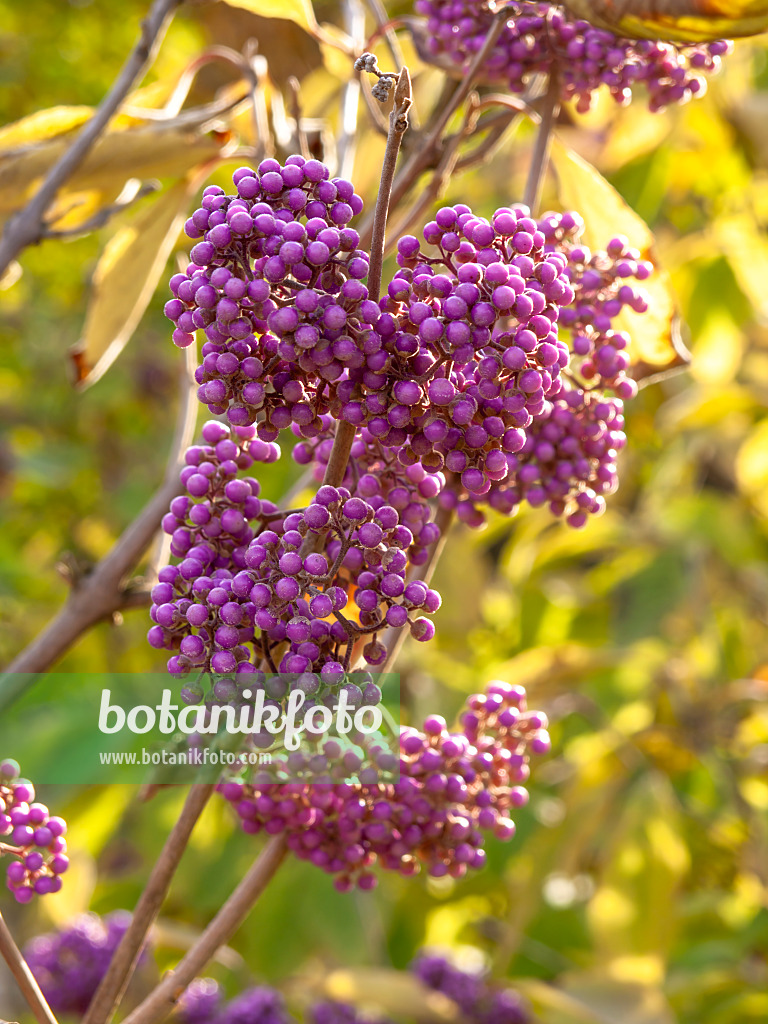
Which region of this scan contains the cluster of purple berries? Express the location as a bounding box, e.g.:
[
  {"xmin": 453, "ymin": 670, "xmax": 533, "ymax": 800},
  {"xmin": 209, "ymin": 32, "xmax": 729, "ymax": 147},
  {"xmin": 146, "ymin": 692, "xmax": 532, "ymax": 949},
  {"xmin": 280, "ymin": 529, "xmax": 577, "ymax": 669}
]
[
  {"xmin": 415, "ymin": 1, "xmax": 731, "ymax": 112},
  {"xmin": 219, "ymin": 680, "xmax": 549, "ymax": 891},
  {"xmin": 179, "ymin": 978, "xmax": 391, "ymax": 1024},
  {"xmin": 367, "ymin": 204, "xmax": 573, "ymax": 496},
  {"xmin": 178, "ymin": 956, "xmax": 528, "ymax": 1024},
  {"xmin": 378, "ymin": 204, "xmax": 644, "ymax": 529},
  {"xmin": 149, "ymin": 420, "xmax": 287, "ymax": 678},
  {"xmin": 293, "ymin": 422, "xmax": 445, "ymax": 569},
  {"xmin": 24, "ymin": 911, "xmax": 143, "ymax": 1014},
  {"xmin": 412, "ymin": 952, "xmax": 529, "ymax": 1024},
  {"xmin": 152, "ymin": 467, "xmax": 440, "ymax": 683},
  {"xmin": 0, "ymin": 759, "xmax": 68, "ymax": 903},
  {"xmin": 165, "ymin": 158, "xmax": 377, "ymax": 437},
  {"xmin": 542, "ymin": 212, "xmax": 647, "ymax": 401},
  {"xmin": 244, "ymin": 723, "xmax": 398, "ymax": 785}
]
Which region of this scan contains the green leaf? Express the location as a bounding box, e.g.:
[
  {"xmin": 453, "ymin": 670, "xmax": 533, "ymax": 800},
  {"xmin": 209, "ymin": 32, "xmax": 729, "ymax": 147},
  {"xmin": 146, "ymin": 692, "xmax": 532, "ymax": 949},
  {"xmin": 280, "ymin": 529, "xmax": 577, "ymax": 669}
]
[
  {"xmin": 218, "ymin": 0, "xmax": 318, "ymax": 32},
  {"xmin": 550, "ymin": 137, "xmax": 688, "ymax": 374},
  {"xmin": 562, "ymin": 0, "xmax": 768, "ymax": 41}
]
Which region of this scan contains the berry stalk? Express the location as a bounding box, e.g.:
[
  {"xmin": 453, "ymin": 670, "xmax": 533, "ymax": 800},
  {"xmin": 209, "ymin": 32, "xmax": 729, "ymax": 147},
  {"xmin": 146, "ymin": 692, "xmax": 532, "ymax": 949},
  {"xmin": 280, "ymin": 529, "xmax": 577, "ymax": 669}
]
[
  {"xmin": 365, "ymin": 5, "xmax": 508, "ymax": 247},
  {"xmin": 82, "ymin": 784, "xmax": 214, "ymax": 1024},
  {"xmin": 0, "ymin": 908, "xmax": 59, "ymax": 1024},
  {"xmin": 120, "ymin": 835, "xmax": 288, "ymax": 1024},
  {"xmin": 523, "ymin": 71, "xmax": 561, "ymax": 214},
  {"xmin": 367, "ymin": 64, "xmax": 412, "ymax": 304}
]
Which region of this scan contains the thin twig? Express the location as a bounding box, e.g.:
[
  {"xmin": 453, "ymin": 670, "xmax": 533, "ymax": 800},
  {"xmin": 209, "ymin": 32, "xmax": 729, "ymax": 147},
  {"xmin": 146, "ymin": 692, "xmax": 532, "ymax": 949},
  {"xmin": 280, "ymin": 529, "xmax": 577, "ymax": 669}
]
[
  {"xmin": 522, "ymin": 71, "xmax": 560, "ymax": 213},
  {"xmin": 83, "ymin": 786, "xmax": 214, "ymax": 1024},
  {"xmin": 0, "ymin": 0, "xmax": 182, "ymax": 277},
  {"xmin": 363, "ymin": 0, "xmax": 405, "ymax": 72},
  {"xmin": 337, "ymin": 0, "xmax": 366, "ymax": 178},
  {"xmin": 0, "ymin": 910, "xmax": 58, "ymax": 1024},
  {"xmin": 287, "ymin": 77, "xmax": 310, "ymax": 161},
  {"xmin": 2, "ymin": 344, "xmax": 197, "ymax": 680},
  {"xmin": 384, "ymin": 93, "xmax": 484, "ymax": 251},
  {"xmin": 120, "ymin": 836, "xmax": 288, "ymax": 1024},
  {"xmin": 359, "ymin": 8, "xmax": 507, "ymax": 249},
  {"xmin": 367, "ymin": 64, "xmax": 412, "ymax": 303}
]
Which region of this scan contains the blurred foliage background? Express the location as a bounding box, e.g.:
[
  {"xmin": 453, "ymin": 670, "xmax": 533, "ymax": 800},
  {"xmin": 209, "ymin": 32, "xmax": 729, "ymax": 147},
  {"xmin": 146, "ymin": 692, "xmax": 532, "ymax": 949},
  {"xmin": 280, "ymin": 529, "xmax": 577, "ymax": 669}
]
[{"xmin": 2, "ymin": 2, "xmax": 768, "ymax": 1023}]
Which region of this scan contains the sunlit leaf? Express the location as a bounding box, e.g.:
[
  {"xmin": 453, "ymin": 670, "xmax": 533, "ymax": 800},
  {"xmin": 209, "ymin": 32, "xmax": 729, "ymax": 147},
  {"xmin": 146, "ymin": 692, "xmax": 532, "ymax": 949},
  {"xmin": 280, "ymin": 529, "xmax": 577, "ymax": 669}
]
[
  {"xmin": 322, "ymin": 968, "xmax": 459, "ymax": 1022},
  {"xmin": 218, "ymin": 0, "xmax": 318, "ymax": 32},
  {"xmin": 0, "ymin": 105, "xmax": 93, "ymax": 149},
  {"xmin": 0, "ymin": 125, "xmax": 230, "ymax": 216},
  {"xmin": 713, "ymin": 215, "xmax": 768, "ymax": 319},
  {"xmin": 559, "ymin": 974, "xmax": 676, "ymax": 1024},
  {"xmin": 319, "ymin": 23, "xmax": 355, "ymax": 79},
  {"xmin": 550, "ymin": 137, "xmax": 687, "ymax": 374},
  {"xmin": 70, "ymin": 174, "xmax": 202, "ymax": 386},
  {"xmin": 514, "ymin": 978, "xmax": 603, "ymax": 1023},
  {"xmin": 562, "ymin": 0, "xmax": 768, "ymax": 41},
  {"xmin": 736, "ymin": 418, "xmax": 768, "ymax": 515}
]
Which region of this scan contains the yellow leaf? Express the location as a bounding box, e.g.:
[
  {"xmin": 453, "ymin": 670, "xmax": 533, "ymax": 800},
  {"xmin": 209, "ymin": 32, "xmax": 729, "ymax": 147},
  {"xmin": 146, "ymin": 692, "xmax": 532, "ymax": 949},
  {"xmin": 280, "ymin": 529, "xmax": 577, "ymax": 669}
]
[
  {"xmin": 319, "ymin": 23, "xmax": 355, "ymax": 79},
  {"xmin": 559, "ymin": 973, "xmax": 676, "ymax": 1024},
  {"xmin": 0, "ymin": 105, "xmax": 93, "ymax": 150},
  {"xmin": 0, "ymin": 260, "xmax": 21, "ymax": 290},
  {"xmin": 714, "ymin": 214, "xmax": 768, "ymax": 318},
  {"xmin": 218, "ymin": 0, "xmax": 318, "ymax": 32},
  {"xmin": 514, "ymin": 978, "xmax": 604, "ymax": 1022},
  {"xmin": 71, "ymin": 175, "xmax": 202, "ymax": 387},
  {"xmin": 550, "ymin": 137, "xmax": 686, "ymax": 371},
  {"xmin": 562, "ymin": 0, "xmax": 768, "ymax": 41},
  {"xmin": 0, "ymin": 125, "xmax": 230, "ymax": 216},
  {"xmin": 736, "ymin": 419, "xmax": 768, "ymax": 515},
  {"xmin": 690, "ymin": 310, "xmax": 744, "ymax": 384}
]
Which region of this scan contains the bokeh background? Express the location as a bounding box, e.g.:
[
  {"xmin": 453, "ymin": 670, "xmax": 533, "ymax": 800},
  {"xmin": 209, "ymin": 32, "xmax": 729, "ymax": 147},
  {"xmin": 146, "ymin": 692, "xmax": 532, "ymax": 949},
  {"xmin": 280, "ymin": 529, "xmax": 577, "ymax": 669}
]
[{"xmin": 2, "ymin": 2, "xmax": 768, "ymax": 1021}]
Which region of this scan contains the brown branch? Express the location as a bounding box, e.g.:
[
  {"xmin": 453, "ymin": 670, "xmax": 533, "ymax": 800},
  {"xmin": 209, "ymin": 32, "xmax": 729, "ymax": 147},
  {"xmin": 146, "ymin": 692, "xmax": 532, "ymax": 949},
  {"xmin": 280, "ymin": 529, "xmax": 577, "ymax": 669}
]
[
  {"xmin": 522, "ymin": 71, "xmax": 560, "ymax": 214},
  {"xmin": 0, "ymin": 0, "xmax": 182, "ymax": 278},
  {"xmin": 360, "ymin": 8, "xmax": 506, "ymax": 250},
  {"xmin": 83, "ymin": 785, "xmax": 214, "ymax": 1024},
  {"xmin": 0, "ymin": 910, "xmax": 58, "ymax": 1024},
  {"xmin": 367, "ymin": 64, "xmax": 412, "ymax": 303},
  {"xmin": 287, "ymin": 77, "xmax": 310, "ymax": 161},
  {"xmin": 363, "ymin": 0, "xmax": 405, "ymax": 73},
  {"xmin": 120, "ymin": 836, "xmax": 288, "ymax": 1024}
]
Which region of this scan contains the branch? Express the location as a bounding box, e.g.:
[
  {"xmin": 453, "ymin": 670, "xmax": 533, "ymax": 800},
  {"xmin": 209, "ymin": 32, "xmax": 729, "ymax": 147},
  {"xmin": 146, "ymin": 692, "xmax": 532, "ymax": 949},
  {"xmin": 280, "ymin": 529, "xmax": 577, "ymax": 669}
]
[
  {"xmin": 367, "ymin": 64, "xmax": 412, "ymax": 303},
  {"xmin": 359, "ymin": 8, "xmax": 506, "ymax": 250},
  {"xmin": 120, "ymin": 836, "xmax": 288, "ymax": 1024},
  {"xmin": 83, "ymin": 785, "xmax": 214, "ymax": 1024},
  {"xmin": 363, "ymin": 0, "xmax": 405, "ymax": 73},
  {"xmin": 337, "ymin": 0, "xmax": 366, "ymax": 178},
  {"xmin": 0, "ymin": 0, "xmax": 182, "ymax": 278},
  {"xmin": 3, "ymin": 344, "xmax": 197, "ymax": 680},
  {"xmin": 0, "ymin": 910, "xmax": 58, "ymax": 1024},
  {"xmin": 522, "ymin": 71, "xmax": 560, "ymax": 214}
]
